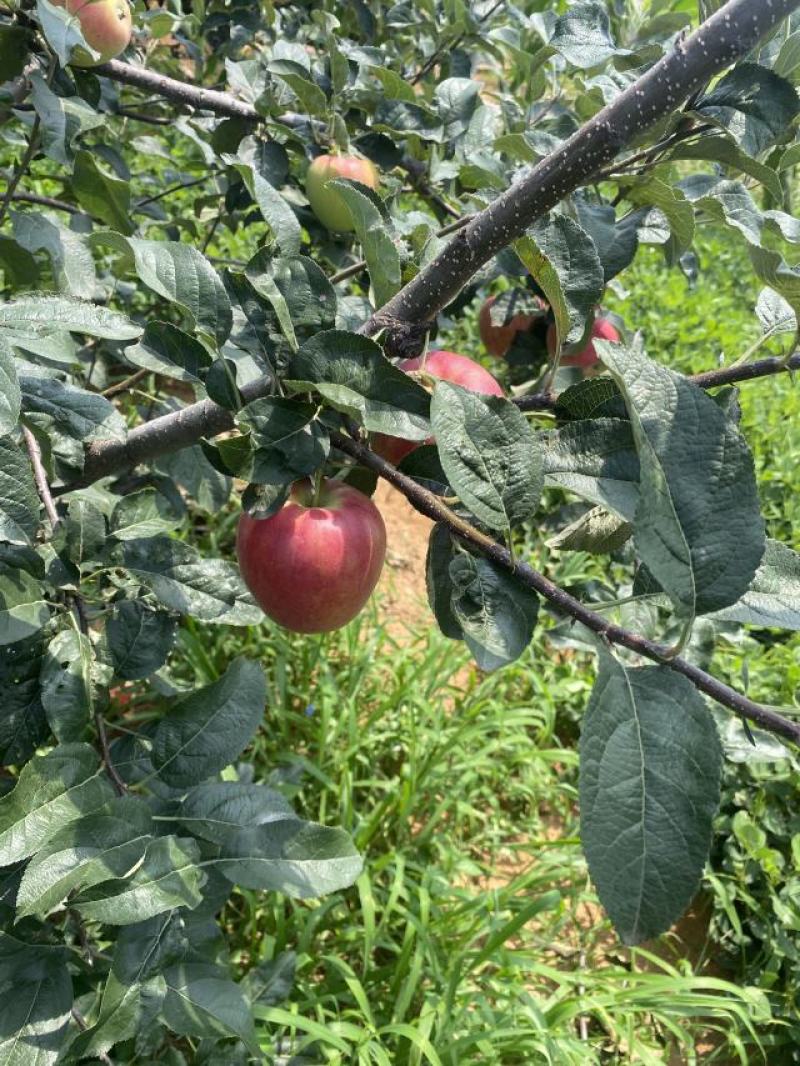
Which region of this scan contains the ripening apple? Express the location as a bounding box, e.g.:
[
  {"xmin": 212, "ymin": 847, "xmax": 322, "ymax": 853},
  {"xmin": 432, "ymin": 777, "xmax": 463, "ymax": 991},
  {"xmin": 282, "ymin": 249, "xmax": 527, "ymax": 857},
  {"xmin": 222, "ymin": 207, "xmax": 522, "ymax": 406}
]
[
  {"xmin": 546, "ymin": 315, "xmax": 620, "ymax": 369},
  {"xmin": 305, "ymin": 154, "xmax": 380, "ymax": 232},
  {"xmin": 372, "ymin": 349, "xmax": 504, "ymax": 467},
  {"xmin": 236, "ymin": 479, "xmax": 387, "ymax": 634},
  {"xmin": 478, "ymin": 295, "xmax": 545, "ymax": 357},
  {"xmin": 51, "ymin": 0, "xmax": 133, "ymax": 66}
]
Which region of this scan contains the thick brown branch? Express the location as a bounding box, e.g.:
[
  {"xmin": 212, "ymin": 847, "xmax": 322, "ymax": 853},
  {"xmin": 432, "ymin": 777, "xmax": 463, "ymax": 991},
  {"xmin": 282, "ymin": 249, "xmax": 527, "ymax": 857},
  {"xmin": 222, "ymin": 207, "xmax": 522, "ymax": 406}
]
[
  {"xmin": 95, "ymin": 59, "xmax": 261, "ymax": 121},
  {"xmin": 361, "ymin": 0, "xmax": 799, "ymax": 347}
]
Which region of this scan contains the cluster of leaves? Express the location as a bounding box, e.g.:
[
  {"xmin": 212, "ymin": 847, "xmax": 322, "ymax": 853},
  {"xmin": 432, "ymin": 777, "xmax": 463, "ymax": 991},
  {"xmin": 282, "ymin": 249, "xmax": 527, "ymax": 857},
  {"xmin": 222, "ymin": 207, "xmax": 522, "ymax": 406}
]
[{"xmin": 1, "ymin": 0, "xmax": 800, "ymax": 1060}]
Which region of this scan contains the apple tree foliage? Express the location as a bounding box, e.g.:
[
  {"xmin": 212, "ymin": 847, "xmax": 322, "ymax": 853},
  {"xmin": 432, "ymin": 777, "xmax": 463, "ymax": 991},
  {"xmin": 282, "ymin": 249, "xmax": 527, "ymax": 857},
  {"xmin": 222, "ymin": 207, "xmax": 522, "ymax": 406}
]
[{"xmin": 1, "ymin": 0, "xmax": 800, "ymax": 1059}]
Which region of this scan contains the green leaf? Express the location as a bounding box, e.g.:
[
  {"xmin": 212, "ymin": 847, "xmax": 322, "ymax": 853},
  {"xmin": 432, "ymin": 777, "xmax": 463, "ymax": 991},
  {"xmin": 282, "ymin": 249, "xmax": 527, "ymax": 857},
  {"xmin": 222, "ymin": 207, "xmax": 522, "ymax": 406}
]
[
  {"xmin": 230, "ymin": 137, "xmax": 301, "ymax": 255},
  {"xmin": 755, "ymin": 287, "xmax": 796, "ymax": 335},
  {"xmin": 328, "ymin": 181, "xmax": 401, "ymax": 307},
  {"xmin": 40, "ymin": 627, "xmax": 92, "ymax": 742},
  {"xmin": 73, "ymin": 835, "xmax": 203, "ymax": 924},
  {"xmin": 154, "ymin": 441, "xmax": 232, "ymax": 514},
  {"xmin": 176, "ymin": 781, "xmax": 296, "ymax": 845},
  {"xmin": 119, "ymin": 535, "xmax": 263, "ymax": 624},
  {"xmin": 69, "ymin": 913, "xmax": 186, "ymax": 1059},
  {"xmin": 601, "ymin": 344, "xmax": 765, "ymax": 616},
  {"xmin": 103, "ymin": 237, "xmax": 232, "ymax": 345},
  {"xmin": 37, "ymin": 0, "xmax": 95, "ymax": 66},
  {"xmin": 110, "ymin": 488, "xmax": 181, "ymax": 541},
  {"xmin": 695, "ymin": 63, "xmax": 800, "ymax": 158},
  {"xmin": 626, "ymin": 178, "xmax": 694, "ymax": 259},
  {"xmin": 0, "ymin": 25, "xmax": 30, "ymax": 81},
  {"xmin": 0, "ymin": 437, "xmax": 39, "ymax": 544},
  {"xmin": 152, "ymin": 658, "xmax": 266, "ymax": 787},
  {"xmin": 20, "ymin": 374, "xmax": 127, "ymax": 442},
  {"xmin": 123, "ymin": 321, "xmax": 214, "ymax": 383},
  {"xmin": 286, "ymin": 330, "xmax": 431, "ymax": 438},
  {"xmin": 579, "ymin": 654, "xmax": 722, "ymax": 944},
  {"xmin": 244, "ymin": 253, "xmax": 337, "ymax": 349},
  {"xmin": 0, "ymin": 294, "xmax": 140, "ymax": 340},
  {"xmin": 667, "ymin": 135, "xmax": 783, "ymax": 203},
  {"xmin": 0, "ymin": 743, "xmax": 113, "ymax": 865},
  {"xmin": 573, "ymin": 196, "xmax": 640, "ymax": 282},
  {"xmin": 430, "ymin": 382, "xmax": 542, "ymax": 531},
  {"xmin": 425, "ymin": 523, "xmax": 463, "ymax": 640},
  {"xmin": 711, "ymin": 539, "xmax": 800, "ymax": 630},
  {"xmin": 547, "ymin": 505, "xmax": 633, "ymax": 553},
  {"xmin": 515, "ymin": 214, "xmax": 604, "ymax": 348},
  {"xmin": 11, "ymin": 210, "xmax": 97, "ymax": 299},
  {"xmin": 0, "ymin": 564, "xmax": 49, "ymax": 644},
  {"xmin": 270, "ymin": 61, "xmax": 328, "ymax": 116},
  {"xmin": 162, "ymin": 962, "xmax": 257, "ymax": 1049},
  {"xmin": 59, "ymin": 495, "xmax": 107, "ymax": 565},
  {"xmin": 0, "ymin": 235, "xmax": 40, "ymax": 289},
  {"xmin": 210, "ymin": 819, "xmax": 363, "ymax": 898},
  {"xmin": 448, "ymin": 554, "xmax": 539, "ymax": 671},
  {"xmin": 71, "ymin": 149, "xmax": 134, "ymax": 234},
  {"xmin": 237, "ymin": 397, "xmax": 329, "ymax": 486},
  {"xmin": 28, "ymin": 70, "xmax": 104, "ymax": 165},
  {"xmin": 0, "ymin": 958, "xmax": 72, "ymax": 1066},
  {"xmin": 551, "ymin": 0, "xmax": 624, "ymax": 69},
  {"xmin": 15, "ymin": 797, "xmax": 153, "ymax": 919},
  {"xmin": 106, "ymin": 600, "xmax": 178, "ymax": 680},
  {"xmin": 0, "ymin": 633, "xmax": 48, "ymax": 766}
]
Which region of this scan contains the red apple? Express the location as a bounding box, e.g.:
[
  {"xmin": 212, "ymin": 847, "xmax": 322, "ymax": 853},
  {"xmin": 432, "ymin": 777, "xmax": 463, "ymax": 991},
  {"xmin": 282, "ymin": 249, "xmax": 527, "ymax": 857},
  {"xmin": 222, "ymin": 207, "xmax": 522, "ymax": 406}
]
[
  {"xmin": 547, "ymin": 315, "xmax": 620, "ymax": 369},
  {"xmin": 372, "ymin": 349, "xmax": 504, "ymax": 466},
  {"xmin": 479, "ymin": 295, "xmax": 542, "ymax": 357},
  {"xmin": 305, "ymin": 154, "xmax": 380, "ymax": 232},
  {"xmin": 236, "ymin": 478, "xmax": 387, "ymax": 634}
]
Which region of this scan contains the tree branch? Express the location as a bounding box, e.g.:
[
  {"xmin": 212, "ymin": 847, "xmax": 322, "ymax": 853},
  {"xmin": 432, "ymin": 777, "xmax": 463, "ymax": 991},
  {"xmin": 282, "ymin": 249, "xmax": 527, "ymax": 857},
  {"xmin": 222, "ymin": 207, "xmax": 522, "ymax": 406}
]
[{"xmin": 361, "ymin": 0, "xmax": 799, "ymax": 349}]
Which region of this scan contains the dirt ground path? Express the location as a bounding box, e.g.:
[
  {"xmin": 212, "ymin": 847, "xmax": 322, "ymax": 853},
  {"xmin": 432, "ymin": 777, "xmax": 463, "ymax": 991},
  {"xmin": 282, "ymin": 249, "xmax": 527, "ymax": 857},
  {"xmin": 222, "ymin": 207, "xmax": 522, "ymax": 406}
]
[{"xmin": 372, "ymin": 481, "xmax": 433, "ymax": 639}]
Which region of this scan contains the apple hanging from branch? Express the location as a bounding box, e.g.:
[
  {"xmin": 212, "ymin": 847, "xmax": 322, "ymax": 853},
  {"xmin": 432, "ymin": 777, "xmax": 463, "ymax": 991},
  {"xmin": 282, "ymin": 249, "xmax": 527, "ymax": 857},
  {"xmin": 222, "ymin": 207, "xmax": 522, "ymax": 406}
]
[
  {"xmin": 52, "ymin": 0, "xmax": 133, "ymax": 66},
  {"xmin": 305, "ymin": 154, "xmax": 380, "ymax": 232},
  {"xmin": 236, "ymin": 478, "xmax": 387, "ymax": 634},
  {"xmin": 372, "ymin": 349, "xmax": 504, "ymax": 466},
  {"xmin": 479, "ymin": 294, "xmax": 546, "ymax": 357}
]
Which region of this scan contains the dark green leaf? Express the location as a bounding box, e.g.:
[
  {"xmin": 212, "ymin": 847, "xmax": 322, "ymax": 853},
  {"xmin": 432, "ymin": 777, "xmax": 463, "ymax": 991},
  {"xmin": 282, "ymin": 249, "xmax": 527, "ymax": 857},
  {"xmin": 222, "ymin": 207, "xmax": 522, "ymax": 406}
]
[
  {"xmin": 601, "ymin": 343, "xmax": 765, "ymax": 616},
  {"xmin": 695, "ymin": 63, "xmax": 800, "ymax": 157},
  {"xmin": 152, "ymin": 658, "xmax": 266, "ymax": 787},
  {"xmin": 40, "ymin": 627, "xmax": 92, "ymax": 742},
  {"xmin": 245, "ymin": 253, "xmax": 337, "ymax": 349},
  {"xmin": 210, "ymin": 819, "xmax": 363, "ymax": 898},
  {"xmin": 0, "ymin": 633, "xmax": 48, "ymax": 766},
  {"xmin": 124, "ymin": 321, "xmax": 213, "ymax": 383},
  {"xmin": 15, "ymin": 796, "xmax": 153, "ymax": 919},
  {"xmin": 431, "ymin": 382, "xmax": 543, "ymax": 531},
  {"xmin": 425, "ymin": 522, "xmax": 463, "ymax": 640},
  {"xmin": 71, "ymin": 149, "xmax": 134, "ymax": 234},
  {"xmin": 448, "ymin": 554, "xmax": 539, "ymax": 671},
  {"xmin": 328, "ymin": 181, "xmax": 401, "ymax": 307},
  {"xmin": 176, "ymin": 781, "xmax": 296, "ymax": 845},
  {"xmin": 12, "ymin": 210, "xmax": 96, "ymax": 299},
  {"xmin": 28, "ymin": 70, "xmax": 104, "ymax": 165},
  {"xmin": 0, "ymin": 743, "xmax": 113, "ymax": 865},
  {"xmin": 0, "ymin": 958, "xmax": 72, "ymax": 1065},
  {"xmin": 551, "ymin": 1, "xmax": 623, "ymax": 69},
  {"xmin": 515, "ymin": 214, "xmax": 604, "ymax": 348},
  {"xmin": 162, "ymin": 962, "xmax": 257, "ymax": 1049},
  {"xmin": 711, "ymin": 539, "xmax": 800, "ymax": 629},
  {"xmin": 20, "ymin": 374, "xmax": 127, "ymax": 442},
  {"xmin": 73, "ymin": 835, "xmax": 203, "ymax": 924},
  {"xmin": 230, "ymin": 137, "xmax": 301, "ymax": 255},
  {"xmin": 0, "ymin": 294, "xmax": 140, "ymax": 340},
  {"xmin": 580, "ymin": 654, "xmax": 722, "ymax": 944},
  {"xmin": 238, "ymin": 397, "xmax": 329, "ymax": 485},
  {"xmin": 0, "ymin": 437, "xmax": 39, "ymax": 545},
  {"xmin": 0, "ymin": 564, "xmax": 49, "ymax": 644},
  {"xmin": 119, "ymin": 536, "xmax": 263, "ymax": 624},
  {"xmin": 286, "ymin": 330, "xmax": 431, "ymax": 438},
  {"xmin": 110, "ymin": 489, "xmax": 181, "ymax": 541},
  {"xmin": 106, "ymin": 601, "xmax": 178, "ymax": 680}
]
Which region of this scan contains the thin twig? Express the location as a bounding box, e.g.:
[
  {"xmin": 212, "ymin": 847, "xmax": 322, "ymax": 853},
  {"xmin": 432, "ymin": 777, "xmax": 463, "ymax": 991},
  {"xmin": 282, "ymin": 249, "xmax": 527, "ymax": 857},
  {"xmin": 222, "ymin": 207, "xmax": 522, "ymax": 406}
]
[
  {"xmin": 8, "ymin": 191, "xmax": 82, "ymax": 214},
  {"xmin": 0, "ymin": 111, "xmax": 42, "ymax": 229},
  {"xmin": 134, "ymin": 172, "xmax": 217, "ymax": 210},
  {"xmin": 102, "ymin": 367, "xmax": 149, "ymax": 398},
  {"xmin": 22, "ymin": 425, "xmax": 60, "ymax": 528},
  {"xmin": 329, "ymin": 214, "xmax": 471, "ymax": 285}
]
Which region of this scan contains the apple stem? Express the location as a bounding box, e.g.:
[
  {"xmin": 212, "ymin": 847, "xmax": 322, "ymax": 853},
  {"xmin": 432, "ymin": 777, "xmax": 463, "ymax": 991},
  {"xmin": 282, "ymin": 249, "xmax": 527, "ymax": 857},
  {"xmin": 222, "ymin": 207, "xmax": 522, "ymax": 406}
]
[{"xmin": 311, "ymin": 467, "xmax": 325, "ymax": 507}]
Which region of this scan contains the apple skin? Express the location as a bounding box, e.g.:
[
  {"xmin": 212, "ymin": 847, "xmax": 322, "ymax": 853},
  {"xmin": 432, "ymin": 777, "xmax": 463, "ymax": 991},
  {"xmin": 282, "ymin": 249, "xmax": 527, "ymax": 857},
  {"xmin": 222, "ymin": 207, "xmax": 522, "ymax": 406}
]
[
  {"xmin": 305, "ymin": 154, "xmax": 380, "ymax": 232},
  {"xmin": 51, "ymin": 0, "xmax": 132, "ymax": 66},
  {"xmin": 236, "ymin": 479, "xmax": 387, "ymax": 634},
  {"xmin": 546, "ymin": 316, "xmax": 620, "ymax": 369},
  {"xmin": 479, "ymin": 295, "xmax": 540, "ymax": 358},
  {"xmin": 372, "ymin": 349, "xmax": 504, "ymax": 466}
]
